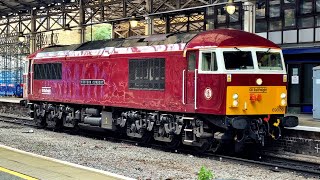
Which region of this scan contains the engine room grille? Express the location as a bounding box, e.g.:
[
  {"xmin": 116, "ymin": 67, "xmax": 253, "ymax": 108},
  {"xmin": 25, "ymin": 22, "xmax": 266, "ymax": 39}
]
[
  {"xmin": 129, "ymin": 58, "xmax": 165, "ymax": 90},
  {"xmin": 33, "ymin": 63, "xmax": 62, "ymax": 80}
]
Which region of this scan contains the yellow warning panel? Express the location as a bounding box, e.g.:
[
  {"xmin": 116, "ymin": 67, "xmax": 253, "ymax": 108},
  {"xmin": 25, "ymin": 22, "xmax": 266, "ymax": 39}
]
[{"xmin": 226, "ymin": 86, "xmax": 287, "ymax": 115}]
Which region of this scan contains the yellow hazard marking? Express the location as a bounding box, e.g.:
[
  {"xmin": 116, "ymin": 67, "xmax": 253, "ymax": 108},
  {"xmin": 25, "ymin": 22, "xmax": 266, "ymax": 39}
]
[
  {"xmin": 273, "ymin": 119, "xmax": 280, "ymax": 127},
  {"xmin": 0, "ymin": 166, "xmax": 38, "ymax": 180},
  {"xmin": 270, "ymin": 134, "xmax": 275, "ymax": 140}
]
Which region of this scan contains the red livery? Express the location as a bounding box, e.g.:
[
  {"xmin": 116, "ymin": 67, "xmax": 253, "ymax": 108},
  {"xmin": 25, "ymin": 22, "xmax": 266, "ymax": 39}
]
[{"xmin": 23, "ymin": 29, "xmax": 298, "ymax": 152}]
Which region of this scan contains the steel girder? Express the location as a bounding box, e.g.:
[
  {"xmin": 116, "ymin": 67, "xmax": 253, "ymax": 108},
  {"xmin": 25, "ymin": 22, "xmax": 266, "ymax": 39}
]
[{"xmin": 0, "ymin": 0, "xmax": 214, "ymax": 51}]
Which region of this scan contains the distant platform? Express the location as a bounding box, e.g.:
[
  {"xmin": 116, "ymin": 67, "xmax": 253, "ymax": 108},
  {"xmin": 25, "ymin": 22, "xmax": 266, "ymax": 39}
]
[
  {"xmin": 286, "ymin": 113, "xmax": 320, "ymax": 132},
  {"xmin": 0, "ymin": 97, "xmax": 23, "ymax": 104},
  {"xmin": 0, "ymin": 145, "xmax": 133, "ymax": 180}
]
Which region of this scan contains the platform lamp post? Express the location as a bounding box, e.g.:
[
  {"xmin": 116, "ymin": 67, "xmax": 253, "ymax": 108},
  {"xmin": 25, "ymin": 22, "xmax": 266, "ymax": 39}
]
[{"xmin": 226, "ymin": 0, "xmax": 256, "ymax": 33}]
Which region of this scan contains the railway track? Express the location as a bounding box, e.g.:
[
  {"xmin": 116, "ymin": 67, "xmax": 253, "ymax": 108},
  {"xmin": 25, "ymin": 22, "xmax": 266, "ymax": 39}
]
[{"xmin": 1, "ymin": 113, "xmax": 320, "ymax": 178}]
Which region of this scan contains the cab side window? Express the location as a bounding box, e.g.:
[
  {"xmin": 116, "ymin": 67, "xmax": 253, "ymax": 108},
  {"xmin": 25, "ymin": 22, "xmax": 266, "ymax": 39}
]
[
  {"xmin": 201, "ymin": 52, "xmax": 217, "ymax": 71},
  {"xmin": 188, "ymin": 52, "xmax": 196, "ymax": 70}
]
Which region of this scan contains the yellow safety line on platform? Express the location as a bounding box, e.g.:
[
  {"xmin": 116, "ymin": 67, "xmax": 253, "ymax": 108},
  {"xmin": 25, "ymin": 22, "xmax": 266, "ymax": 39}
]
[{"xmin": 0, "ymin": 166, "xmax": 38, "ymax": 180}]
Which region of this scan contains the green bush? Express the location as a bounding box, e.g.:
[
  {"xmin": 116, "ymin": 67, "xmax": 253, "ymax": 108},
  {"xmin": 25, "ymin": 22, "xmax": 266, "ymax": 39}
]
[{"xmin": 198, "ymin": 166, "xmax": 214, "ymax": 180}]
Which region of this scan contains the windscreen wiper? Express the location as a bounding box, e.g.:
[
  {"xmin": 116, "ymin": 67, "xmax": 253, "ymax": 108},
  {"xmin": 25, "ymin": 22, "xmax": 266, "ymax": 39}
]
[{"xmin": 234, "ymin": 47, "xmax": 242, "ymax": 51}]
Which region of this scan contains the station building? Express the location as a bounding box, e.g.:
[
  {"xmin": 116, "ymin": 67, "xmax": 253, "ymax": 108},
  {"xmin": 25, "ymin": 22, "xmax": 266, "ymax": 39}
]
[{"xmin": 206, "ymin": 0, "xmax": 320, "ymax": 114}]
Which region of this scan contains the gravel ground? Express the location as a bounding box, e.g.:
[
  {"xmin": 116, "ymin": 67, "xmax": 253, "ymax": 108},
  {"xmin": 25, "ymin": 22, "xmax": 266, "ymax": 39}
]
[{"xmin": 0, "ymin": 121, "xmax": 317, "ymax": 180}]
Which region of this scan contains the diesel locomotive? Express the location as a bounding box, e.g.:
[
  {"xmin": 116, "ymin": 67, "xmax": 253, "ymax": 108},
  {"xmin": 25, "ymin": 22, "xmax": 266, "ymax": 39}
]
[{"xmin": 23, "ymin": 29, "xmax": 298, "ymax": 152}]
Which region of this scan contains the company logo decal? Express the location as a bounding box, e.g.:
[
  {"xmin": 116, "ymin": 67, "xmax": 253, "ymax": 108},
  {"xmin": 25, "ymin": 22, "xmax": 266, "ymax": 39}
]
[
  {"xmin": 80, "ymin": 79, "xmax": 105, "ymax": 85},
  {"xmin": 249, "ymin": 87, "xmax": 267, "ymax": 93},
  {"xmin": 41, "ymin": 87, "xmax": 51, "ymax": 95},
  {"xmin": 204, "ymin": 87, "xmax": 213, "ymax": 100}
]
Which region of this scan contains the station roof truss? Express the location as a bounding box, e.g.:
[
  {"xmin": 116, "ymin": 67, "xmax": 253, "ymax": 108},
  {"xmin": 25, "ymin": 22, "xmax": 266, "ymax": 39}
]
[{"xmin": 0, "ymin": 0, "xmax": 227, "ymax": 54}]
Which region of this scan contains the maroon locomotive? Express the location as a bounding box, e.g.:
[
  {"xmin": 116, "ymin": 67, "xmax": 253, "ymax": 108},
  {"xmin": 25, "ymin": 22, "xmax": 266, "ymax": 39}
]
[{"xmin": 23, "ymin": 29, "xmax": 298, "ymax": 152}]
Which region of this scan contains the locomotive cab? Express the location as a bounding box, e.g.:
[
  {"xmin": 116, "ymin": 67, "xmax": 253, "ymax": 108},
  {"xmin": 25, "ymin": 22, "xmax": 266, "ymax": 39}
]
[{"xmin": 183, "ymin": 31, "xmax": 298, "ymax": 151}]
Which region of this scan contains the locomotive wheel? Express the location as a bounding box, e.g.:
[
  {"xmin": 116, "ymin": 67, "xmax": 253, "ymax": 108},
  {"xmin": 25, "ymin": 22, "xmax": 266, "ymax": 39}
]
[
  {"xmin": 138, "ymin": 130, "xmax": 153, "ymax": 145},
  {"xmin": 52, "ymin": 117, "xmax": 63, "ymax": 132},
  {"xmin": 35, "ymin": 115, "xmax": 46, "ymax": 128},
  {"xmin": 165, "ymin": 136, "xmax": 181, "ymax": 149},
  {"xmin": 209, "ymin": 139, "xmax": 221, "ymax": 153},
  {"xmin": 194, "ymin": 141, "xmax": 211, "ymax": 154}
]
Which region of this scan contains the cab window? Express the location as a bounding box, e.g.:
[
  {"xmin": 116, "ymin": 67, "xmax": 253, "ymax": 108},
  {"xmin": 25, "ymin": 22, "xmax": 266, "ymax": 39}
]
[
  {"xmin": 223, "ymin": 51, "xmax": 253, "ymax": 70},
  {"xmin": 188, "ymin": 52, "xmax": 196, "ymax": 70},
  {"xmin": 256, "ymin": 52, "xmax": 283, "ymax": 70},
  {"xmin": 201, "ymin": 52, "xmax": 218, "ymax": 71}
]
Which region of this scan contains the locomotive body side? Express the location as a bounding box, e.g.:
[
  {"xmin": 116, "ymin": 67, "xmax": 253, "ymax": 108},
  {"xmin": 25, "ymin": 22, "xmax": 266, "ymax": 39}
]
[{"xmin": 28, "ymin": 50, "xmax": 193, "ymax": 113}]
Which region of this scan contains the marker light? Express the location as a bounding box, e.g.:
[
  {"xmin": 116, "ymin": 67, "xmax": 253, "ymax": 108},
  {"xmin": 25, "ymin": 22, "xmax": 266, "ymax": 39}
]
[
  {"xmin": 281, "ymin": 99, "xmax": 287, "ymax": 106},
  {"xmin": 233, "ymin": 93, "xmax": 239, "ymax": 100},
  {"xmin": 227, "ymin": 74, "xmax": 232, "ymax": 82},
  {"xmin": 232, "ymin": 100, "xmax": 239, "ymax": 107},
  {"xmin": 280, "ymin": 93, "xmax": 286, "ymax": 99},
  {"xmin": 256, "ymin": 78, "xmax": 263, "ymax": 85},
  {"xmin": 283, "ymin": 75, "xmax": 287, "ymax": 83}
]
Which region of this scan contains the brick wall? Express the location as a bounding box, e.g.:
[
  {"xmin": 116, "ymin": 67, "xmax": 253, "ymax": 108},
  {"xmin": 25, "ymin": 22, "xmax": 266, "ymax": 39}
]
[{"xmin": 266, "ymin": 129, "xmax": 320, "ymax": 157}]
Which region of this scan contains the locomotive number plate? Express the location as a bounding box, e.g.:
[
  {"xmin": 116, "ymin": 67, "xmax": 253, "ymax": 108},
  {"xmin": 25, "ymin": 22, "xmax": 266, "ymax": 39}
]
[
  {"xmin": 249, "ymin": 87, "xmax": 267, "ymax": 93},
  {"xmin": 80, "ymin": 79, "xmax": 105, "ymax": 85}
]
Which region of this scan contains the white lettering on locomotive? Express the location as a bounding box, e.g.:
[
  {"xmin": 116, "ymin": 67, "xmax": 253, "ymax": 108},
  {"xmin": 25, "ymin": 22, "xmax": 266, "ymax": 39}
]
[{"xmin": 41, "ymin": 87, "xmax": 51, "ymax": 95}]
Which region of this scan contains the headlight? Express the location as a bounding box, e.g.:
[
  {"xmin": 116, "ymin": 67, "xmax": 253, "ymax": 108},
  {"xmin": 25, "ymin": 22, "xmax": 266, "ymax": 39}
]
[
  {"xmin": 281, "ymin": 99, "xmax": 286, "ymax": 106},
  {"xmin": 256, "ymin": 78, "xmax": 263, "ymax": 85},
  {"xmin": 232, "ymin": 100, "xmax": 239, "ymax": 107},
  {"xmin": 280, "ymin": 93, "xmax": 286, "ymax": 99},
  {"xmin": 232, "ymin": 93, "xmax": 239, "ymax": 100}
]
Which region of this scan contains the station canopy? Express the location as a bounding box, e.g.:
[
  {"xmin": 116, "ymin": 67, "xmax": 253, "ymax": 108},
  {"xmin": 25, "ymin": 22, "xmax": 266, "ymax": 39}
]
[{"xmin": 0, "ymin": 0, "xmax": 73, "ymax": 17}]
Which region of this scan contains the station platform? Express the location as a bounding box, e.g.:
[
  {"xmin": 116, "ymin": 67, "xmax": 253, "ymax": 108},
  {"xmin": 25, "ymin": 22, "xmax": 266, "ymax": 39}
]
[
  {"xmin": 0, "ymin": 145, "xmax": 132, "ymax": 180},
  {"xmin": 0, "ymin": 97, "xmax": 23, "ymax": 104},
  {"xmin": 286, "ymin": 113, "xmax": 320, "ymax": 132}
]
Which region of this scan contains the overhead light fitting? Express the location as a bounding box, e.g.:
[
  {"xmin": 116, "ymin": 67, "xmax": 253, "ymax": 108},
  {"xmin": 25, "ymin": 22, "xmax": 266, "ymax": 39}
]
[
  {"xmin": 129, "ymin": 14, "xmax": 138, "ymax": 28},
  {"xmin": 226, "ymin": 0, "xmax": 236, "ymax": 15},
  {"xmin": 18, "ymin": 32, "xmax": 25, "ymax": 43}
]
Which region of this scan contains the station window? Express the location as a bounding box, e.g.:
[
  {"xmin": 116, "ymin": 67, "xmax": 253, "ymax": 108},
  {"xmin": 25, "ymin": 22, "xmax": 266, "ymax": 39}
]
[
  {"xmin": 129, "ymin": 58, "xmax": 165, "ymax": 90},
  {"xmin": 34, "ymin": 63, "xmax": 62, "ymax": 80},
  {"xmin": 269, "ymin": 0, "xmax": 281, "ymax": 18},
  {"xmin": 201, "ymin": 52, "xmax": 217, "ymax": 71},
  {"xmin": 299, "ymin": 0, "xmax": 313, "ymax": 14},
  {"xmin": 223, "ymin": 51, "xmax": 253, "ymax": 70}
]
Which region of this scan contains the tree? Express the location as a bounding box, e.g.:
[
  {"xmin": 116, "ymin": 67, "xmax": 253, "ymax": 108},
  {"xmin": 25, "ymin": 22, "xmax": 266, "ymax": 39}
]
[{"xmin": 85, "ymin": 23, "xmax": 112, "ymax": 41}]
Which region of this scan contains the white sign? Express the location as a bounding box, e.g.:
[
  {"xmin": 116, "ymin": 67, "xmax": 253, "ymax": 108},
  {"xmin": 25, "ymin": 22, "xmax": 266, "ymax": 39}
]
[
  {"xmin": 41, "ymin": 87, "xmax": 51, "ymax": 95},
  {"xmin": 291, "ymin": 76, "xmax": 299, "ymax": 84},
  {"xmin": 317, "ymin": 79, "xmax": 320, "ymax": 84}
]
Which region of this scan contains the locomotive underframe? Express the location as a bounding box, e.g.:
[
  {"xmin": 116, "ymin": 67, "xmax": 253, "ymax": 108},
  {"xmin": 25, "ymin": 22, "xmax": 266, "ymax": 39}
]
[{"xmin": 29, "ymin": 101, "xmax": 296, "ymax": 153}]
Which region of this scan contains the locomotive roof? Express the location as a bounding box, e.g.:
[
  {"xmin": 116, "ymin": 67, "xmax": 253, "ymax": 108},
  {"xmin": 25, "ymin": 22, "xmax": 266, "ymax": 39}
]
[
  {"xmin": 185, "ymin": 29, "xmax": 279, "ymax": 49},
  {"xmin": 40, "ymin": 32, "xmax": 197, "ymax": 53},
  {"xmin": 30, "ymin": 29, "xmax": 279, "ymax": 59}
]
